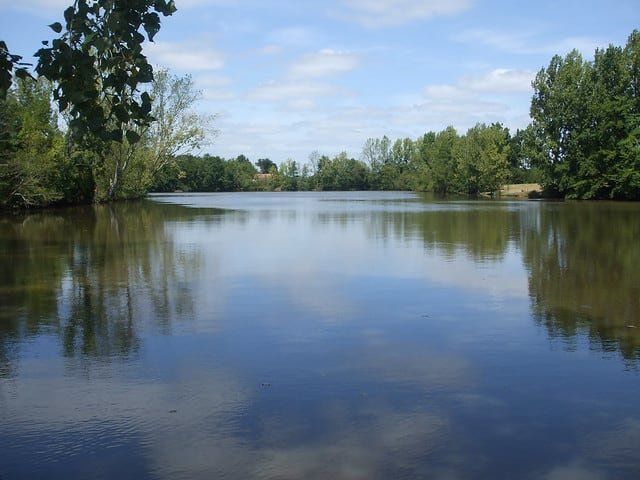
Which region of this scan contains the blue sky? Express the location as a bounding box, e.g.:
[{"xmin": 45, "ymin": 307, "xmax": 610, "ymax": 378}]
[{"xmin": 1, "ymin": 0, "xmax": 639, "ymax": 163}]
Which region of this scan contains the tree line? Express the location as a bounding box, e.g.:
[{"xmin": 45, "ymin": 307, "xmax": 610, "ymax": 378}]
[{"xmin": 151, "ymin": 122, "xmax": 538, "ymax": 194}]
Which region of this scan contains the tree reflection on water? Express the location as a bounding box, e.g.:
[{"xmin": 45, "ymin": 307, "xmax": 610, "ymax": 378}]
[{"xmin": 0, "ymin": 201, "xmax": 225, "ymax": 374}]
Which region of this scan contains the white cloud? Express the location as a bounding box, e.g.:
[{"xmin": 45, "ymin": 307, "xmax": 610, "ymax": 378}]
[
  {"xmin": 394, "ymin": 97, "xmax": 511, "ymax": 132},
  {"xmin": 195, "ymin": 74, "xmax": 235, "ymax": 101},
  {"xmin": 422, "ymin": 70, "xmax": 533, "ymax": 101},
  {"xmin": 243, "ymin": 49, "xmax": 359, "ymax": 109},
  {"xmin": 288, "ymin": 49, "xmax": 359, "ymax": 78},
  {"xmin": 247, "ymin": 80, "xmax": 352, "ymax": 108},
  {"xmin": 206, "ymin": 68, "xmax": 534, "ymax": 161},
  {"xmin": 406, "ymin": 69, "xmax": 533, "ymax": 133},
  {"xmin": 459, "ymin": 68, "xmax": 535, "ymax": 93},
  {"xmin": 339, "ymin": 0, "xmax": 473, "ymax": 27},
  {"xmin": 454, "ymin": 28, "xmax": 532, "ymax": 53},
  {"xmin": 146, "ymin": 40, "xmax": 225, "ymax": 71}
]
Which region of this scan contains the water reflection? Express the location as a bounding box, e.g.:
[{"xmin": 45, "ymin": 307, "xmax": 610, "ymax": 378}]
[
  {"xmin": 0, "ymin": 202, "xmax": 224, "ymax": 374},
  {"xmin": 519, "ymin": 202, "xmax": 640, "ymax": 361},
  {"xmin": 1, "ymin": 193, "xmax": 639, "ymax": 479}
]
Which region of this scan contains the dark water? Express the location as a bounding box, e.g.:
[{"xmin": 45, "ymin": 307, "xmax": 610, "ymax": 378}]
[{"xmin": 1, "ymin": 192, "xmax": 639, "ymax": 480}]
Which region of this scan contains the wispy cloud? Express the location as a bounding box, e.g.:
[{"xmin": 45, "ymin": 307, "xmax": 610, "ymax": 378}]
[
  {"xmin": 247, "ymin": 80, "xmax": 352, "ymax": 109},
  {"xmin": 288, "ymin": 49, "xmax": 359, "ymax": 79},
  {"xmin": 422, "ymin": 68, "xmax": 534, "ymax": 103},
  {"xmin": 338, "ymin": 0, "xmax": 473, "ymax": 27},
  {"xmin": 145, "ymin": 40, "xmax": 225, "ymax": 71},
  {"xmin": 195, "ymin": 74, "xmax": 235, "ymax": 101},
  {"xmin": 243, "ymin": 48, "xmax": 360, "ymax": 110},
  {"xmin": 408, "ymin": 67, "xmax": 534, "ymax": 132},
  {"xmin": 459, "ymin": 68, "xmax": 536, "ymax": 93}
]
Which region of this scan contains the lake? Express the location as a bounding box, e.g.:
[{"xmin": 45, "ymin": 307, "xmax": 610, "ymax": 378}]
[{"xmin": 1, "ymin": 191, "xmax": 639, "ymax": 480}]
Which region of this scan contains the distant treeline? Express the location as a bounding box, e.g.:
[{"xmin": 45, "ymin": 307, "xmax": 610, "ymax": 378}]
[{"xmin": 151, "ymin": 123, "xmax": 538, "ymax": 194}]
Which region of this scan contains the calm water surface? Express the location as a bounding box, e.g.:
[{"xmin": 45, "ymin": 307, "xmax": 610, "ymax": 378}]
[{"xmin": 1, "ymin": 192, "xmax": 639, "ymax": 479}]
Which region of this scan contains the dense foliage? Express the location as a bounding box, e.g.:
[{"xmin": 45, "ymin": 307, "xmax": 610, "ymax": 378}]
[
  {"xmin": 1, "ymin": 71, "xmax": 207, "ymax": 208},
  {"xmin": 530, "ymin": 31, "xmax": 640, "ymax": 199},
  {"xmin": 149, "ymin": 123, "xmax": 531, "ymax": 194},
  {"xmin": 2, "ymin": 0, "xmax": 176, "ymax": 141},
  {"xmin": 1, "ymin": 0, "xmax": 183, "ymax": 207}
]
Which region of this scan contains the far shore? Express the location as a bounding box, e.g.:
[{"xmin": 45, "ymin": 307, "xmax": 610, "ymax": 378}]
[{"xmin": 499, "ymin": 183, "xmax": 542, "ymax": 198}]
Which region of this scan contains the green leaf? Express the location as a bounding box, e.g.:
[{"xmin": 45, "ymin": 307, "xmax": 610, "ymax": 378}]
[
  {"xmin": 15, "ymin": 68, "xmax": 32, "ymax": 80},
  {"xmin": 107, "ymin": 129, "xmax": 123, "ymax": 142},
  {"xmin": 49, "ymin": 22, "xmax": 63, "ymax": 33},
  {"xmin": 126, "ymin": 130, "xmax": 141, "ymax": 144},
  {"xmin": 142, "ymin": 12, "xmax": 160, "ymax": 41},
  {"xmin": 64, "ymin": 6, "xmax": 75, "ymax": 24},
  {"xmin": 114, "ymin": 104, "xmax": 130, "ymax": 123}
]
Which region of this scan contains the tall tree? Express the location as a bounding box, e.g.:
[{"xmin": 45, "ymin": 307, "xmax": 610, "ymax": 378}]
[
  {"xmin": 427, "ymin": 126, "xmax": 459, "ymax": 194},
  {"xmin": 137, "ymin": 70, "xmax": 213, "ymax": 190},
  {"xmin": 455, "ymin": 123, "xmax": 510, "ymax": 195},
  {"xmin": 256, "ymin": 158, "xmax": 277, "ymax": 173},
  {"xmin": 530, "ymin": 31, "xmax": 640, "ymax": 199},
  {"xmin": 530, "ymin": 50, "xmax": 590, "ymax": 197}
]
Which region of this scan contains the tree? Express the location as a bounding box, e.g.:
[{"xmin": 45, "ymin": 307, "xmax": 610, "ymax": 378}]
[
  {"xmin": 530, "ymin": 49, "xmax": 590, "ymax": 197},
  {"xmin": 427, "ymin": 126, "xmax": 459, "ymax": 194},
  {"xmin": 256, "ymin": 158, "xmax": 277, "ymax": 173},
  {"xmin": 530, "ymin": 30, "xmax": 640, "ymax": 199},
  {"xmin": 1, "ymin": 0, "xmax": 179, "ymax": 204},
  {"xmin": 361, "ymin": 135, "xmax": 391, "ymax": 189},
  {"xmin": 412, "ymin": 131, "xmax": 436, "ymax": 191},
  {"xmin": 507, "ymin": 127, "xmax": 543, "ymax": 184},
  {"xmin": 314, "ymin": 152, "xmax": 369, "ymax": 191},
  {"xmin": 0, "ymin": 78, "xmax": 67, "ymax": 207},
  {"xmin": 137, "ymin": 70, "xmax": 213, "ymax": 189},
  {"xmin": 223, "ymin": 156, "xmax": 257, "ymax": 191},
  {"xmin": 32, "ymin": 0, "xmax": 177, "ymax": 143},
  {"xmin": 86, "ymin": 68, "xmax": 213, "ymax": 201},
  {"xmin": 583, "ymin": 34, "xmax": 640, "ymax": 199},
  {"xmin": 278, "ymin": 159, "xmax": 299, "ymax": 191},
  {"xmin": 455, "ymin": 123, "xmax": 510, "ymax": 195}
]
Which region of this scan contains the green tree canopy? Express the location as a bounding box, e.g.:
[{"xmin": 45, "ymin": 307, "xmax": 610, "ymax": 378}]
[
  {"xmin": 530, "ymin": 30, "xmax": 640, "ymax": 199},
  {"xmin": 1, "ymin": 0, "xmax": 176, "ymax": 144}
]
